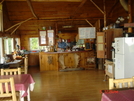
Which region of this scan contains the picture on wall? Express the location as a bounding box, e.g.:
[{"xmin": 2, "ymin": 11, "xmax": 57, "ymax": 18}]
[{"xmin": 78, "ymin": 27, "xmax": 96, "ymax": 39}]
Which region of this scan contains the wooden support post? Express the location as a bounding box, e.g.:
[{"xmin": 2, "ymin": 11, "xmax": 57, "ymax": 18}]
[
  {"xmin": 103, "ymin": 0, "xmax": 106, "ymax": 27},
  {"xmin": 128, "ymin": 0, "xmax": 132, "ymax": 33}
]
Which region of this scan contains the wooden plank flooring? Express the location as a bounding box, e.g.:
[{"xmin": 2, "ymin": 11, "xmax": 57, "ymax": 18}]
[{"xmin": 28, "ymin": 66, "xmax": 109, "ymax": 101}]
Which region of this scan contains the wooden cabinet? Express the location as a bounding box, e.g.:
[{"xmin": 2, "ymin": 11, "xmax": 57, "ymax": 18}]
[
  {"xmin": 105, "ymin": 28, "xmax": 123, "ymax": 60},
  {"xmin": 39, "ymin": 52, "xmax": 59, "ymax": 71},
  {"xmin": 39, "ymin": 51, "xmax": 96, "ymax": 71},
  {"xmin": 97, "ymin": 28, "xmax": 123, "ymax": 59},
  {"xmin": 28, "ymin": 53, "xmax": 39, "ymax": 66}
]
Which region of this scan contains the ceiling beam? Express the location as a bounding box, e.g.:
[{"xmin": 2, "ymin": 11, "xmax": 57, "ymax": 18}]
[
  {"xmin": 5, "ymin": 17, "xmax": 34, "ymax": 32},
  {"xmin": 108, "ymin": 0, "xmax": 119, "ymax": 17},
  {"xmin": 90, "ymin": 0, "xmax": 104, "ymax": 14},
  {"xmin": 0, "ymin": 0, "xmax": 4, "ymax": 4},
  {"xmin": 26, "ymin": 0, "xmax": 38, "ymax": 19},
  {"xmin": 5, "ymin": 0, "xmax": 82, "ymax": 2},
  {"xmin": 11, "ymin": 17, "xmax": 112, "ymax": 23},
  {"xmin": 10, "ymin": 24, "xmax": 21, "ymax": 35},
  {"xmin": 70, "ymin": 0, "xmax": 87, "ymax": 18},
  {"xmin": 85, "ymin": 19, "xmax": 94, "ymax": 27}
]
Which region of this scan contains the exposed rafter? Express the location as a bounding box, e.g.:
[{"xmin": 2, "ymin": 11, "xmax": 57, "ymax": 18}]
[
  {"xmin": 10, "ymin": 24, "xmax": 21, "ymax": 35},
  {"xmin": 26, "ymin": 0, "xmax": 38, "ymax": 19},
  {"xmin": 70, "ymin": 0, "xmax": 87, "ymax": 18},
  {"xmin": 0, "ymin": 0, "xmax": 4, "ymax": 5},
  {"xmin": 90, "ymin": 0, "xmax": 104, "ymax": 14},
  {"xmin": 85, "ymin": 19, "xmax": 94, "ymax": 27},
  {"xmin": 108, "ymin": 0, "xmax": 119, "ymax": 17},
  {"xmin": 5, "ymin": 0, "xmax": 82, "ymax": 2},
  {"xmin": 5, "ymin": 17, "xmax": 34, "ymax": 32}
]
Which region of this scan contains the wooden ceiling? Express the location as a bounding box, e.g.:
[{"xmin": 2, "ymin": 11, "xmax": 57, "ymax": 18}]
[{"xmin": 2, "ymin": 0, "xmax": 133, "ymax": 35}]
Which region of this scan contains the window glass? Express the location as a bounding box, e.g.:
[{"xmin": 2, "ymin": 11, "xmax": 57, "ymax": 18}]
[
  {"xmin": 29, "ymin": 37, "xmax": 46, "ymax": 50},
  {"xmin": 0, "ymin": 4, "xmax": 3, "ymax": 32},
  {"xmin": 0, "ymin": 38, "xmax": 3, "ymax": 58},
  {"xmin": 30, "ymin": 37, "xmax": 39, "ymax": 50},
  {"xmin": 4, "ymin": 38, "xmax": 14, "ymax": 54},
  {"xmin": 47, "ymin": 30, "xmax": 54, "ymax": 46}
]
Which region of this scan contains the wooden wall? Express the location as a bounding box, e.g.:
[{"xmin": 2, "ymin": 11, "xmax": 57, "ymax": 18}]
[{"xmin": 20, "ymin": 34, "xmax": 38, "ymax": 50}]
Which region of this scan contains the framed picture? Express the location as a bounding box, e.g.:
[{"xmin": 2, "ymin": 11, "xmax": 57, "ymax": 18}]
[{"xmin": 78, "ymin": 27, "xmax": 96, "ymax": 39}]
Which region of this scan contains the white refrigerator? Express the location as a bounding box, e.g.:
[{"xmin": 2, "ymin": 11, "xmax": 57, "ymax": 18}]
[{"xmin": 114, "ymin": 37, "xmax": 134, "ymax": 79}]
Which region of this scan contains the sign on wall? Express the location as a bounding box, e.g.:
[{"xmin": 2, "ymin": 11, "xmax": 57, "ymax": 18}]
[{"xmin": 78, "ymin": 27, "xmax": 96, "ymax": 39}]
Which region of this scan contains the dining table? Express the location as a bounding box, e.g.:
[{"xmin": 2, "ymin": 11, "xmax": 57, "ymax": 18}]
[
  {"xmin": 0, "ymin": 74, "xmax": 35, "ymax": 101},
  {"xmin": 101, "ymin": 89, "xmax": 134, "ymax": 101},
  {"xmin": 0, "ymin": 58, "xmax": 24, "ymax": 69}
]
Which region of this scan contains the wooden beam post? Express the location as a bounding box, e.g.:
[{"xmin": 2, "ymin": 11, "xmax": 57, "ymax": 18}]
[
  {"xmin": 128, "ymin": 0, "xmax": 132, "ymax": 33},
  {"xmin": 103, "ymin": 0, "xmax": 106, "ymax": 27}
]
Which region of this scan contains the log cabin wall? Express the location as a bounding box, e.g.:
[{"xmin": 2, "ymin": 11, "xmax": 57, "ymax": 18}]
[
  {"xmin": 2, "ymin": 0, "xmax": 133, "ymax": 36},
  {"xmin": 1, "ymin": 0, "xmax": 134, "ymax": 68},
  {"xmin": 20, "ymin": 34, "xmax": 38, "ymax": 50}
]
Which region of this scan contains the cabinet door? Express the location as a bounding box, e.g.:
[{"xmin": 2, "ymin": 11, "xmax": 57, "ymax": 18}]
[
  {"xmin": 39, "ymin": 52, "xmax": 58, "ymax": 71},
  {"xmin": 105, "ymin": 29, "xmax": 123, "ymax": 59},
  {"xmin": 97, "ymin": 32, "xmax": 105, "ymax": 58},
  {"xmin": 28, "ymin": 53, "xmax": 39, "ymax": 66}
]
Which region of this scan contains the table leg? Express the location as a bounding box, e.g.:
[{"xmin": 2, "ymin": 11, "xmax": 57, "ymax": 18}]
[
  {"xmin": 19, "ymin": 91, "xmax": 24, "ymax": 101},
  {"xmin": 27, "ymin": 87, "xmax": 30, "ymax": 101}
]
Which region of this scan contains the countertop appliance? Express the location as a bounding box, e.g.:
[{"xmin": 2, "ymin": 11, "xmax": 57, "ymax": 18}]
[{"xmin": 114, "ymin": 37, "xmax": 134, "ymax": 79}]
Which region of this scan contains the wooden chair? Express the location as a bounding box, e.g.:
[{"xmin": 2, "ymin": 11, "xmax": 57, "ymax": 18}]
[
  {"xmin": 1, "ymin": 68, "xmax": 21, "ymax": 75},
  {"xmin": 109, "ymin": 77, "xmax": 134, "ymax": 90},
  {"xmin": 20, "ymin": 55, "xmax": 28, "ymax": 74},
  {"xmin": 0, "ymin": 77, "xmax": 18, "ymax": 101}
]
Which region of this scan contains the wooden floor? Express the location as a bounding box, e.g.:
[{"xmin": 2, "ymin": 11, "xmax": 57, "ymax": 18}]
[{"xmin": 28, "ymin": 66, "xmax": 109, "ymax": 101}]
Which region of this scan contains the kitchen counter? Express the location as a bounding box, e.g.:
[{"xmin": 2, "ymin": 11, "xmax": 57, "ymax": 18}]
[{"xmin": 39, "ymin": 50, "xmax": 96, "ymax": 71}]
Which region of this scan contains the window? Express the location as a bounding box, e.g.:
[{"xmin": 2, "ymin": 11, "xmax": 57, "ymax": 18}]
[
  {"xmin": 47, "ymin": 30, "xmax": 54, "ymax": 46},
  {"xmin": 39, "ymin": 30, "xmax": 47, "ymax": 46},
  {"xmin": 4, "ymin": 38, "xmax": 14, "ymax": 54},
  {"xmin": 29, "ymin": 37, "xmax": 48, "ymax": 50},
  {"xmin": 0, "ymin": 38, "xmax": 3, "ymax": 58},
  {"xmin": 0, "ymin": 4, "xmax": 3, "ymax": 32},
  {"xmin": 39, "ymin": 30, "xmax": 54, "ymax": 46},
  {"xmin": 30, "ymin": 37, "xmax": 39, "ymax": 50}
]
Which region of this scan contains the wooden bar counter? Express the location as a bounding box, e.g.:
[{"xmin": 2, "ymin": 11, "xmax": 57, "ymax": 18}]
[{"xmin": 39, "ymin": 51, "xmax": 96, "ymax": 71}]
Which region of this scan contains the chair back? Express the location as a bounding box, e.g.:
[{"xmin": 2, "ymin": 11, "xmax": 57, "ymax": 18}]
[
  {"xmin": 0, "ymin": 77, "xmax": 17, "ymax": 101},
  {"xmin": 1, "ymin": 68, "xmax": 21, "ymax": 75},
  {"xmin": 24, "ymin": 55, "xmax": 28, "ymax": 74},
  {"xmin": 109, "ymin": 77, "xmax": 134, "ymax": 90}
]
